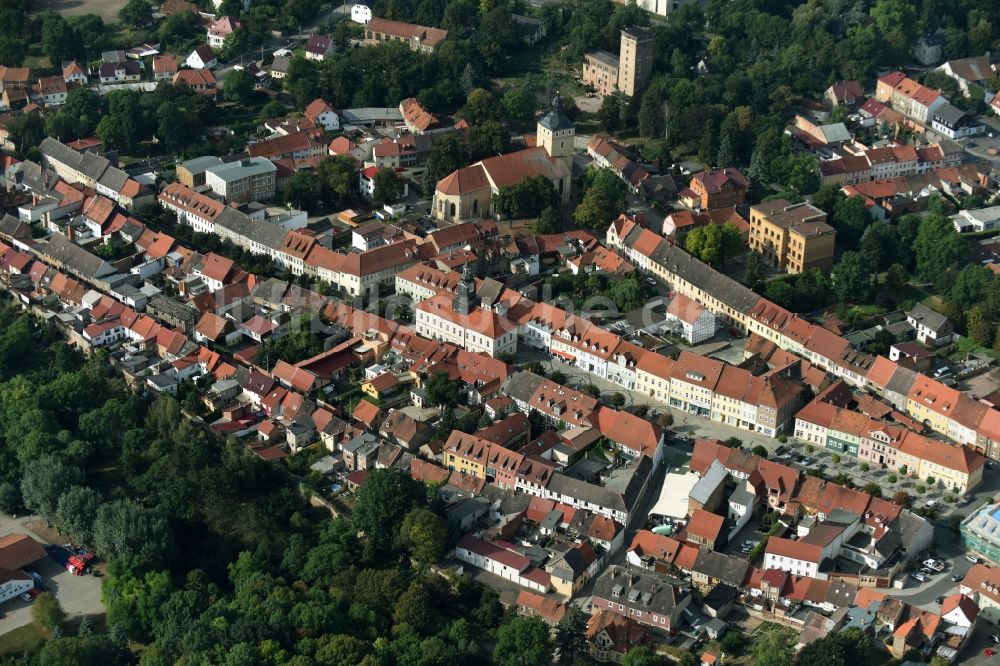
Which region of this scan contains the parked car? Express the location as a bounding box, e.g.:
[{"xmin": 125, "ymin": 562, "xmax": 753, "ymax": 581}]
[
  {"xmin": 910, "ymin": 572, "xmax": 928, "ymax": 583},
  {"xmin": 19, "ymin": 592, "xmax": 32, "ymax": 602},
  {"xmin": 967, "ymin": 554, "xmax": 981, "ymax": 564},
  {"xmin": 991, "ymin": 635, "xmax": 1000, "ymax": 645},
  {"xmin": 952, "ymin": 574, "xmax": 964, "ymax": 582},
  {"xmin": 936, "ymin": 595, "xmax": 945, "ymax": 605}
]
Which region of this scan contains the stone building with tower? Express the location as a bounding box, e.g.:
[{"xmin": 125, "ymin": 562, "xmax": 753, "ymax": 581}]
[
  {"xmin": 432, "ymin": 97, "xmax": 574, "ymax": 223},
  {"xmin": 415, "ymin": 265, "xmax": 521, "ymax": 355},
  {"xmin": 582, "ymin": 27, "xmax": 655, "ymax": 98}
]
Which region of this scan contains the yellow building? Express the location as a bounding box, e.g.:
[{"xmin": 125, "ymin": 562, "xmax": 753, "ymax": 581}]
[
  {"xmin": 442, "ymin": 431, "xmax": 491, "ymax": 479},
  {"xmin": 749, "ymin": 200, "xmax": 836, "ymax": 274}
]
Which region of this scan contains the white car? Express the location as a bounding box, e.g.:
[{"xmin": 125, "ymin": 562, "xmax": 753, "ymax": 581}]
[{"xmin": 966, "ymin": 554, "xmax": 981, "ymax": 564}]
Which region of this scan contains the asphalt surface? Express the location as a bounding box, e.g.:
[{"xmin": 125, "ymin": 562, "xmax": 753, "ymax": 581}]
[{"xmin": 0, "ymin": 513, "xmax": 104, "ymax": 636}]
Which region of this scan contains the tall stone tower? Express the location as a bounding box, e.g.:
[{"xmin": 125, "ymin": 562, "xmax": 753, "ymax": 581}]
[
  {"xmin": 617, "ymin": 26, "xmax": 654, "ymax": 97},
  {"xmin": 452, "ymin": 263, "xmax": 479, "ymax": 315},
  {"xmin": 536, "ymin": 94, "xmax": 575, "ymax": 165}
]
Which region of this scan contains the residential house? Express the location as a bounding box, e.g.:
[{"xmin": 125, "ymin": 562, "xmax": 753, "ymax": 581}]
[
  {"xmin": 152, "ymin": 55, "xmax": 178, "ymax": 81},
  {"xmin": 748, "ymin": 199, "xmax": 836, "ymax": 274},
  {"xmin": 906, "ymin": 303, "xmax": 953, "ymax": 346},
  {"xmin": 173, "ymin": 69, "xmax": 219, "ymax": 99},
  {"xmin": 62, "ymin": 62, "xmax": 89, "ymax": 86},
  {"xmin": 304, "ymin": 34, "xmax": 334, "ymax": 61},
  {"xmin": 454, "ymin": 535, "xmax": 551, "ymax": 592},
  {"xmin": 591, "ymin": 565, "xmax": 692, "ymax": 632},
  {"xmin": 186, "ymin": 45, "xmax": 218, "ymax": 70},
  {"xmin": 363, "ymin": 18, "xmax": 448, "ymax": 53},
  {"xmin": 208, "ymin": 16, "xmax": 242, "ymax": 49},
  {"xmin": 304, "ymin": 98, "xmax": 340, "ymax": 132},
  {"xmin": 586, "ymin": 610, "xmax": 648, "ymax": 664},
  {"xmin": 685, "ymin": 168, "xmax": 747, "ymax": 211}
]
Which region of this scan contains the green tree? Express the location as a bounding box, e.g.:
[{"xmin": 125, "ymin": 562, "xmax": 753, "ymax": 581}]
[
  {"xmin": 119, "ymin": 0, "xmax": 152, "ymax": 28},
  {"xmin": 467, "ymin": 120, "xmax": 511, "ymax": 160},
  {"xmin": 831, "ymin": 251, "xmax": 873, "ymax": 302},
  {"xmin": 316, "ymin": 156, "xmax": 357, "ymax": 209},
  {"xmin": 424, "ymin": 134, "xmax": 470, "ymax": 188},
  {"xmin": 555, "ymin": 604, "xmax": 588, "ymax": 663},
  {"xmin": 95, "ymin": 115, "xmax": 131, "ymax": 152},
  {"xmin": 460, "ymin": 87, "xmax": 501, "ymax": 125},
  {"xmin": 831, "ymin": 195, "xmax": 871, "ymax": 250},
  {"xmin": 502, "ymin": 86, "xmax": 536, "ymax": 129},
  {"xmin": 224, "ymin": 68, "xmax": 255, "ymax": 105},
  {"xmin": 32, "ymin": 591, "xmax": 66, "ymax": 635},
  {"xmin": 425, "ymin": 370, "xmax": 461, "ymax": 406},
  {"xmin": 914, "ymin": 214, "xmax": 969, "ymax": 291},
  {"xmin": 494, "ymin": 616, "xmax": 553, "ymax": 666},
  {"xmin": 534, "ymin": 206, "xmax": 561, "ymax": 234},
  {"xmin": 684, "ymin": 223, "xmax": 743, "ymax": 267},
  {"xmin": 743, "ymin": 249, "xmax": 765, "ymax": 291},
  {"xmin": 885, "ymin": 263, "xmax": 908, "ymax": 289},
  {"xmin": 91, "ymin": 499, "xmax": 175, "ymax": 570},
  {"xmin": 752, "ymin": 629, "xmax": 793, "ymax": 666},
  {"xmin": 494, "ymin": 175, "xmax": 558, "ymax": 220},
  {"xmin": 55, "ymin": 486, "xmax": 102, "ymax": 545},
  {"xmin": 285, "ymin": 171, "xmax": 321, "ymax": 210},
  {"xmin": 372, "ymin": 168, "xmax": 404, "ymax": 206},
  {"xmin": 21, "ymin": 455, "xmax": 84, "ymax": 521},
  {"xmin": 597, "ymin": 93, "xmax": 625, "ymax": 133},
  {"xmin": 9, "ymin": 112, "xmax": 45, "ymax": 157},
  {"xmin": 574, "ymin": 167, "xmax": 627, "ymax": 229},
  {"xmin": 967, "ymin": 306, "xmax": 995, "ymax": 347},
  {"xmin": 41, "ymin": 13, "xmax": 81, "ymax": 65},
  {"xmin": 0, "ymin": 481, "xmax": 20, "ymax": 513},
  {"xmin": 399, "ymin": 507, "xmax": 447, "ymax": 565},
  {"xmin": 622, "ymin": 646, "xmax": 666, "ymax": 666},
  {"xmin": 352, "ymin": 467, "xmax": 427, "ymax": 553},
  {"xmin": 220, "ymin": 29, "xmax": 250, "ymax": 61}
]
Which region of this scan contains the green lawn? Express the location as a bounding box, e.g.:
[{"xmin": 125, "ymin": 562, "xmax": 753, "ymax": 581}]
[{"xmin": 0, "ymin": 622, "xmax": 46, "ymax": 657}]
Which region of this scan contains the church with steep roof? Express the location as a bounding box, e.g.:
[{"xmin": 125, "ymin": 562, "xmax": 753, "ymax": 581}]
[{"xmin": 432, "ymin": 96, "xmax": 575, "ymax": 222}]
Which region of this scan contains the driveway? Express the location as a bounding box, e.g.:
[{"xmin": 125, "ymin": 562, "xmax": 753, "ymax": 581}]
[{"xmin": 0, "ymin": 513, "xmax": 104, "ymax": 636}]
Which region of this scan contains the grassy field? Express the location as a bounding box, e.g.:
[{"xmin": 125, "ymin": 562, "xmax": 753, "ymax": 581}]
[
  {"xmin": 0, "ymin": 622, "xmax": 46, "ymax": 657},
  {"xmin": 36, "ymin": 0, "xmax": 127, "ymax": 23}
]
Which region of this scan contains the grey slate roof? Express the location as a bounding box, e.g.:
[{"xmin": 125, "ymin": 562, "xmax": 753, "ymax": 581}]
[
  {"xmin": 538, "ymin": 95, "xmax": 573, "ymax": 132},
  {"xmin": 42, "ymin": 233, "xmax": 112, "ymax": 278},
  {"xmin": 215, "ymin": 206, "xmax": 287, "ymax": 250},
  {"xmin": 587, "ymin": 50, "xmax": 620, "ymax": 68},
  {"xmin": 546, "ymin": 455, "xmax": 651, "ymax": 518},
  {"xmin": 932, "ymin": 102, "xmax": 968, "ymax": 127},
  {"xmin": 884, "ymin": 365, "xmax": 918, "ymax": 397},
  {"xmin": 644, "ymin": 238, "xmax": 760, "ymax": 312},
  {"xmin": 907, "ymin": 303, "xmax": 950, "ymax": 334},
  {"xmin": 501, "ymin": 370, "xmax": 546, "ymax": 404},
  {"xmin": 692, "ymin": 550, "xmax": 748, "ymax": 587},
  {"xmin": 592, "ymin": 565, "xmax": 688, "ymax": 620},
  {"xmin": 690, "ymin": 459, "xmax": 728, "ymax": 506}
]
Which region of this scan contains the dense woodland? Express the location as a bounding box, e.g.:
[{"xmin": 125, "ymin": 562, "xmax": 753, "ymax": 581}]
[{"xmin": 0, "ymin": 300, "xmax": 557, "ymax": 664}]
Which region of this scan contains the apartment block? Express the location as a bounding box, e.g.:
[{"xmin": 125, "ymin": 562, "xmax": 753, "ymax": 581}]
[{"xmin": 748, "ymin": 200, "xmax": 835, "ymax": 274}]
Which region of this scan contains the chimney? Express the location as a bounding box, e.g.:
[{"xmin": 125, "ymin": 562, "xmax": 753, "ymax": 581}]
[{"xmin": 66, "ymin": 223, "xmax": 73, "ymax": 242}]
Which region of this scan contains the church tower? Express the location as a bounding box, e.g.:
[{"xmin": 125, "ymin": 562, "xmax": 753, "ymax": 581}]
[
  {"xmin": 452, "ymin": 263, "xmax": 479, "ymax": 315},
  {"xmin": 537, "ymin": 95, "xmax": 575, "ymax": 163}
]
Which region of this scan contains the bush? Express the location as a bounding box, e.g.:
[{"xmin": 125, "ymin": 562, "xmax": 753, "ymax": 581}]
[
  {"xmin": 944, "ymin": 494, "xmax": 955, "ymax": 504},
  {"xmin": 805, "ymin": 444, "xmax": 814, "ymax": 453},
  {"xmin": 752, "ymin": 445, "xmax": 768, "ymax": 458},
  {"xmin": 859, "ymin": 463, "xmax": 870, "ymax": 472},
  {"xmin": 777, "ymin": 435, "xmax": 788, "ymax": 443},
  {"xmin": 916, "ymin": 485, "xmax": 927, "ymax": 494},
  {"xmin": 725, "ymin": 437, "xmax": 743, "ymax": 448},
  {"xmin": 899, "ymin": 465, "xmax": 907, "ymax": 474},
  {"xmin": 927, "ymin": 476, "xmax": 935, "ymax": 485},
  {"xmin": 831, "ymin": 455, "xmax": 841, "ymax": 464},
  {"xmin": 887, "ymin": 474, "xmax": 898, "ymax": 483}
]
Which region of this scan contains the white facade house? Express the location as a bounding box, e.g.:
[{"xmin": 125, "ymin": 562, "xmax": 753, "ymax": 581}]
[
  {"xmin": 952, "ymin": 206, "xmax": 1000, "ymax": 233},
  {"xmin": 186, "ymin": 46, "xmax": 218, "ymax": 70},
  {"xmin": 454, "ymin": 536, "xmax": 551, "ymax": 593},
  {"xmin": 351, "ymin": 4, "xmax": 373, "ymax": 23},
  {"xmin": 906, "ymin": 303, "xmax": 953, "ymax": 346},
  {"xmin": 662, "ymin": 293, "xmax": 716, "ymax": 344},
  {"xmin": 0, "ymin": 571, "xmax": 33, "ymax": 605}
]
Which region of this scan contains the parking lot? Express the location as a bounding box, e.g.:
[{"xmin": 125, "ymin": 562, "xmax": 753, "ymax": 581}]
[{"xmin": 0, "ymin": 513, "xmax": 104, "ymax": 637}]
